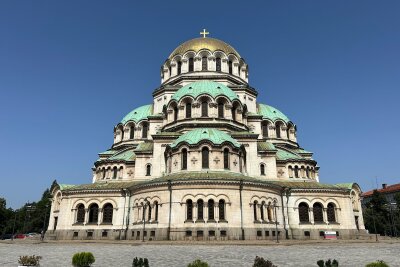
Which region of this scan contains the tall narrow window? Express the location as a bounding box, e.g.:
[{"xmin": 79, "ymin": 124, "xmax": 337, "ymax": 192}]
[
  {"xmin": 276, "ymin": 123, "xmax": 281, "ymax": 138},
  {"xmin": 260, "ymin": 201, "xmax": 265, "ymax": 221},
  {"xmin": 174, "ymin": 107, "xmax": 178, "ymax": 122},
  {"xmin": 327, "ymin": 203, "xmax": 336, "ymax": 223},
  {"xmin": 262, "ymin": 122, "xmax": 269, "ymax": 138},
  {"xmin": 147, "ymin": 201, "xmax": 152, "ymax": 221},
  {"xmin": 201, "ymin": 101, "xmax": 208, "ymax": 117},
  {"xmin": 102, "ymin": 168, "xmax": 106, "ymax": 179},
  {"xmin": 185, "ymin": 102, "xmax": 191, "ymax": 118},
  {"xmin": 177, "ymin": 61, "xmax": 182, "ymax": 75},
  {"xmin": 306, "ymin": 167, "xmax": 310, "ymax": 178},
  {"xmin": 298, "ymin": 202, "xmax": 309, "ymax": 223},
  {"xmin": 130, "ymin": 125, "xmax": 135, "ymax": 139},
  {"xmin": 88, "ymin": 204, "xmax": 99, "ymax": 223},
  {"xmin": 294, "ymin": 166, "xmax": 299, "ymax": 178},
  {"xmin": 313, "ymin": 203, "xmax": 324, "ymax": 222},
  {"xmin": 181, "ymin": 149, "xmax": 187, "ymax": 170},
  {"xmin": 188, "ymin": 58, "xmax": 194, "ymax": 72},
  {"xmin": 253, "ymin": 201, "xmax": 258, "ymax": 221},
  {"xmin": 267, "ymin": 204, "xmax": 273, "ymax": 221},
  {"xmin": 154, "ymin": 201, "xmax": 159, "ymax": 221},
  {"xmin": 208, "ymin": 199, "xmax": 215, "ymax": 220},
  {"xmin": 146, "ymin": 164, "xmax": 151, "ymax": 176},
  {"xmin": 219, "ymin": 199, "xmax": 225, "ymax": 221},
  {"xmin": 238, "ymin": 65, "xmax": 241, "ymax": 76},
  {"xmin": 103, "ymin": 203, "xmax": 113, "ymax": 223},
  {"xmin": 260, "ymin": 164, "xmax": 265, "ymax": 176},
  {"xmin": 202, "ymin": 56, "xmax": 208, "ymax": 70},
  {"xmin": 169, "ymin": 66, "xmax": 172, "ymax": 77},
  {"xmin": 223, "ymin": 148, "xmax": 229, "ymax": 169},
  {"xmin": 113, "ymin": 167, "xmax": 118, "ymax": 179},
  {"xmin": 218, "ymin": 102, "xmax": 224, "ymax": 118},
  {"xmin": 228, "ymin": 60, "xmax": 233, "ymax": 74},
  {"xmin": 120, "ymin": 128, "xmax": 124, "ymax": 141},
  {"xmin": 76, "ymin": 204, "xmax": 85, "ymax": 223},
  {"xmin": 197, "ymin": 199, "xmax": 204, "ymax": 220},
  {"xmin": 202, "ymin": 147, "xmax": 209, "ymax": 169},
  {"xmin": 216, "ymin": 57, "xmax": 221, "ymax": 71},
  {"xmin": 231, "ymin": 106, "xmax": 236, "ymax": 121},
  {"xmin": 142, "ymin": 122, "xmax": 148, "ymax": 139},
  {"xmin": 186, "ymin": 200, "xmax": 193, "ymax": 221}
]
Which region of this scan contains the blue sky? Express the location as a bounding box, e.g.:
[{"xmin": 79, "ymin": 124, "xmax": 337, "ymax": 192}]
[{"xmin": 0, "ymin": 1, "xmax": 399, "ymax": 208}]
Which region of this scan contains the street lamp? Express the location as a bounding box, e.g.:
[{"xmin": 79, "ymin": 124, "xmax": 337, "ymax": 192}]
[{"xmin": 273, "ymin": 200, "xmax": 279, "ymax": 243}]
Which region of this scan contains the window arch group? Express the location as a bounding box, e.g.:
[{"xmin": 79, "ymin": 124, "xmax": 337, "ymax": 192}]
[
  {"xmin": 186, "ymin": 198, "xmax": 226, "ymax": 222},
  {"xmin": 75, "ymin": 202, "xmax": 114, "ymax": 224}
]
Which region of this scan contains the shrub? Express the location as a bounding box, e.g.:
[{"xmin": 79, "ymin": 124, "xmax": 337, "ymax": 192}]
[
  {"xmin": 18, "ymin": 255, "xmax": 42, "ymax": 266},
  {"xmin": 187, "ymin": 259, "xmax": 209, "ymax": 267},
  {"xmin": 72, "ymin": 252, "xmax": 95, "ymax": 267},
  {"xmin": 317, "ymin": 259, "xmax": 339, "ymax": 267},
  {"xmin": 365, "ymin": 261, "xmax": 389, "ymax": 267},
  {"xmin": 132, "ymin": 257, "xmax": 150, "ymax": 267},
  {"xmin": 253, "ymin": 256, "xmax": 277, "ymax": 267}
]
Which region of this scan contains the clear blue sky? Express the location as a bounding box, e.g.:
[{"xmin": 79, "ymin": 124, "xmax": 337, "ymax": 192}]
[{"xmin": 1, "ymin": 1, "xmax": 399, "ymax": 208}]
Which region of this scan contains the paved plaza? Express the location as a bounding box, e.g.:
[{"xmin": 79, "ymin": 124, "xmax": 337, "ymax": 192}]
[{"xmin": 0, "ymin": 240, "xmax": 399, "ymax": 267}]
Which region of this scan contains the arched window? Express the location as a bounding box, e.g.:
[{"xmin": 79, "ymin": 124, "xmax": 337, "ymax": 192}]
[
  {"xmin": 173, "ymin": 106, "xmax": 178, "ymax": 122},
  {"xmin": 102, "ymin": 168, "xmax": 106, "ymax": 179},
  {"xmin": 294, "ymin": 166, "xmax": 299, "ymax": 178},
  {"xmin": 88, "ymin": 204, "xmax": 99, "ymax": 223},
  {"xmin": 120, "ymin": 127, "xmax": 124, "ymax": 141},
  {"xmin": 141, "ymin": 202, "xmax": 145, "ymax": 221},
  {"xmin": 113, "ymin": 167, "xmax": 118, "ymax": 179},
  {"xmin": 76, "ymin": 204, "xmax": 85, "ymax": 223},
  {"xmin": 216, "ymin": 57, "xmax": 221, "ymax": 71},
  {"xmin": 327, "ymin": 203, "xmax": 336, "ymax": 223},
  {"xmin": 218, "ymin": 199, "xmax": 225, "ymax": 221},
  {"xmin": 201, "ymin": 101, "xmax": 208, "ymax": 117},
  {"xmin": 147, "ymin": 201, "xmax": 151, "ymax": 221},
  {"xmin": 313, "ymin": 203, "xmax": 324, "ymax": 222},
  {"xmin": 188, "ymin": 58, "xmax": 194, "ymax": 72},
  {"xmin": 298, "ymin": 202, "xmax": 309, "ymax": 223},
  {"xmin": 185, "ymin": 102, "xmax": 192, "ymax": 118},
  {"xmin": 260, "ymin": 201, "xmax": 265, "ymax": 221},
  {"xmin": 208, "ymin": 199, "xmax": 215, "ymax": 220},
  {"xmin": 154, "ymin": 201, "xmax": 159, "ymax": 222},
  {"xmin": 181, "ymin": 149, "xmax": 187, "ymax": 170},
  {"xmin": 202, "ymin": 56, "xmax": 208, "ymax": 70},
  {"xmin": 288, "ymin": 166, "xmax": 293, "ymax": 178},
  {"xmin": 142, "ymin": 122, "xmax": 148, "ymax": 139},
  {"xmin": 253, "ymin": 200, "xmax": 258, "ymax": 221},
  {"xmin": 146, "ymin": 164, "xmax": 151, "ymax": 176},
  {"xmin": 260, "ymin": 164, "xmax": 266, "ymax": 176},
  {"xmin": 228, "ymin": 60, "xmax": 233, "ymax": 74},
  {"xmin": 202, "ymin": 147, "xmax": 209, "ymax": 169},
  {"xmin": 168, "ymin": 153, "xmax": 172, "ymax": 174},
  {"xmin": 238, "ymin": 65, "xmax": 241, "ymax": 76},
  {"xmin": 267, "ymin": 203, "xmax": 273, "ymax": 221},
  {"xmin": 276, "ymin": 123, "xmax": 281, "ymax": 138},
  {"xmin": 231, "ymin": 106, "xmax": 237, "ymax": 121},
  {"xmin": 218, "ymin": 102, "xmax": 224, "ymax": 118},
  {"xmin": 262, "ymin": 122, "xmax": 269, "ymax": 138},
  {"xmin": 130, "ymin": 125, "xmax": 135, "ymax": 139},
  {"xmin": 177, "ymin": 61, "xmax": 182, "ymax": 75},
  {"xmin": 223, "ymin": 148, "xmax": 229, "ymax": 169},
  {"xmin": 102, "ymin": 203, "xmax": 113, "ymax": 223},
  {"xmin": 186, "ymin": 200, "xmax": 193, "ymax": 220},
  {"xmin": 197, "ymin": 199, "xmax": 204, "ymax": 220},
  {"xmin": 306, "ymin": 167, "xmax": 310, "ymax": 179},
  {"xmin": 119, "ymin": 167, "xmax": 123, "ymax": 179}
]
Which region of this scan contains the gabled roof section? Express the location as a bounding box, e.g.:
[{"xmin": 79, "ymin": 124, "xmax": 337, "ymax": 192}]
[
  {"xmin": 61, "ymin": 181, "xmax": 137, "ymax": 192},
  {"xmin": 257, "ymin": 142, "xmax": 277, "ymax": 152},
  {"xmin": 171, "ymin": 81, "xmax": 239, "ymax": 102},
  {"xmin": 257, "ymin": 103, "xmax": 290, "ymax": 123},
  {"xmin": 134, "ymin": 142, "xmax": 153, "ymax": 153},
  {"xmin": 275, "ymin": 147, "xmax": 303, "ymax": 161},
  {"xmin": 107, "ymin": 149, "xmax": 136, "ymax": 161},
  {"xmin": 170, "ymin": 128, "xmax": 240, "ymax": 149},
  {"xmin": 120, "ymin": 104, "xmax": 153, "ymax": 125}
]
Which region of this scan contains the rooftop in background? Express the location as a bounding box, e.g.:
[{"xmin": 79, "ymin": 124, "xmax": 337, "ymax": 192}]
[{"xmin": 362, "ymin": 183, "xmax": 400, "ymax": 197}]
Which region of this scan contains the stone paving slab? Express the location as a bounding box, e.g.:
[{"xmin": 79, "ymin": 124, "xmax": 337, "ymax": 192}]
[{"xmin": 0, "ymin": 241, "xmax": 398, "ymax": 267}]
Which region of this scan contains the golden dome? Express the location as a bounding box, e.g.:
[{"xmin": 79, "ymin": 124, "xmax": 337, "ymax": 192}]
[{"xmin": 169, "ymin": 37, "xmax": 241, "ymax": 59}]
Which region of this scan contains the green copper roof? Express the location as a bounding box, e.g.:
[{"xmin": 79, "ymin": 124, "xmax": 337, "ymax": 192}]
[
  {"xmin": 108, "ymin": 149, "xmax": 136, "ymax": 161},
  {"xmin": 170, "ymin": 128, "xmax": 240, "ymax": 148},
  {"xmin": 335, "ymin": 183, "xmax": 354, "ymax": 190},
  {"xmin": 134, "ymin": 142, "xmax": 153, "ymax": 153},
  {"xmin": 257, "ymin": 142, "xmax": 277, "ymax": 152},
  {"xmin": 62, "ymin": 181, "xmax": 137, "ymax": 191},
  {"xmin": 276, "ymin": 147, "xmax": 303, "ymax": 161},
  {"xmin": 171, "ymin": 81, "xmax": 239, "ymax": 102},
  {"xmin": 257, "ymin": 103, "xmax": 290, "ymax": 123},
  {"xmin": 120, "ymin": 104, "xmax": 153, "ymax": 124},
  {"xmin": 98, "ymin": 149, "xmax": 116, "ymax": 156}
]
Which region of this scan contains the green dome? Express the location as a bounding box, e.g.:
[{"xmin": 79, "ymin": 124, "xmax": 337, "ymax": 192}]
[
  {"xmin": 257, "ymin": 103, "xmax": 290, "ymax": 123},
  {"xmin": 171, "ymin": 81, "xmax": 239, "ymax": 102},
  {"xmin": 120, "ymin": 104, "xmax": 153, "ymax": 124},
  {"xmin": 170, "ymin": 128, "xmax": 240, "ymax": 149}
]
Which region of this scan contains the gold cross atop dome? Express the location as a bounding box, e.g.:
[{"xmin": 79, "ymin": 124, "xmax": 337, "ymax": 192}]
[{"xmin": 200, "ymin": 29, "xmax": 209, "ymax": 38}]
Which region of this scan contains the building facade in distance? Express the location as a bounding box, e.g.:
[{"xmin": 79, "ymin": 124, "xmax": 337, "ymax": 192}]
[{"xmin": 48, "ymin": 33, "xmax": 366, "ymax": 241}]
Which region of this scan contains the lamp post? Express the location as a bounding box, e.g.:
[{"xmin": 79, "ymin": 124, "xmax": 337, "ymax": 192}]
[
  {"xmin": 142, "ymin": 198, "xmax": 148, "ymax": 242},
  {"xmin": 370, "ymin": 204, "xmax": 378, "ymax": 242},
  {"xmin": 273, "ymin": 200, "xmax": 279, "ymax": 243}
]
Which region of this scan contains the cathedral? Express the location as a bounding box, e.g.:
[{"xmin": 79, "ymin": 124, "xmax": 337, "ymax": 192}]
[{"xmin": 48, "ymin": 31, "xmax": 366, "ymax": 241}]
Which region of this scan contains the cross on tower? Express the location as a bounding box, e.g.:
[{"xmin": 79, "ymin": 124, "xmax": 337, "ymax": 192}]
[
  {"xmin": 200, "ymin": 29, "xmax": 209, "ymax": 38},
  {"xmin": 214, "ymin": 157, "xmax": 220, "ymax": 164},
  {"xmin": 191, "ymin": 157, "xmax": 198, "ymax": 164}
]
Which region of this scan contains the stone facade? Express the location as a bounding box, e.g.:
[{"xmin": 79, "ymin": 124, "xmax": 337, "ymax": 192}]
[{"xmin": 47, "ymin": 35, "xmax": 366, "ymax": 241}]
